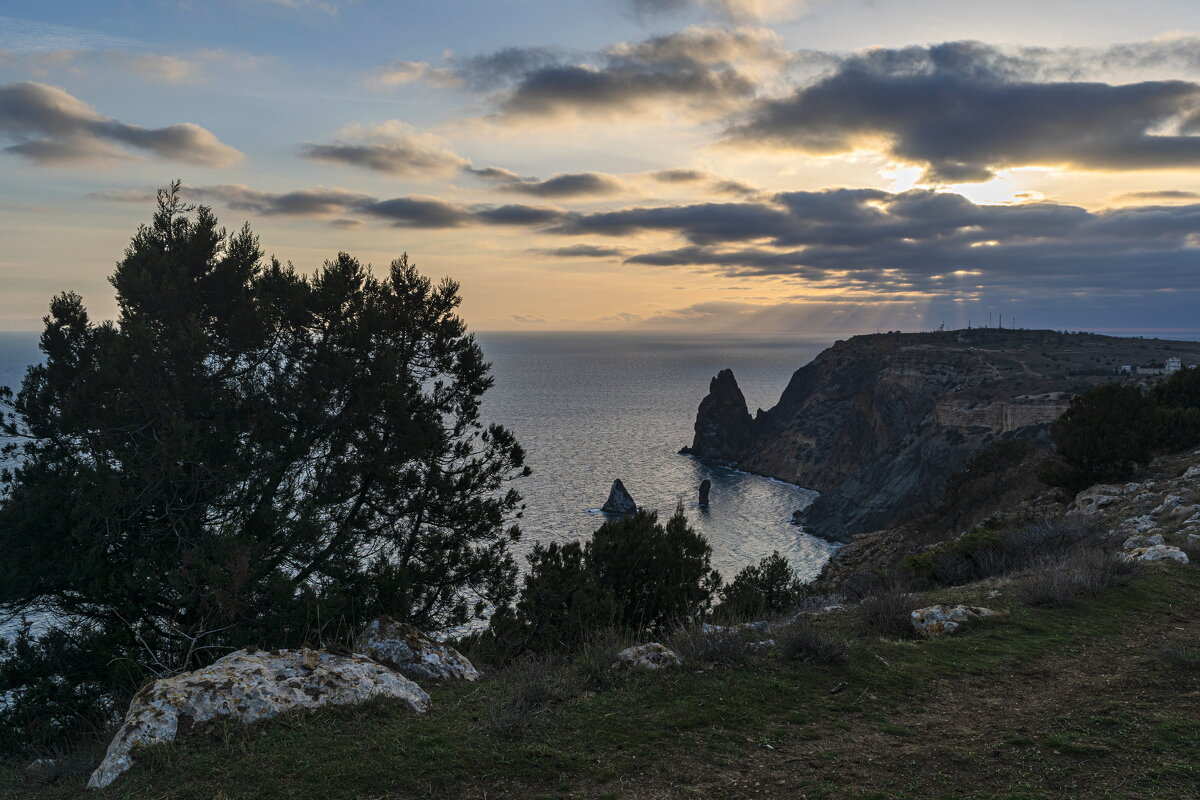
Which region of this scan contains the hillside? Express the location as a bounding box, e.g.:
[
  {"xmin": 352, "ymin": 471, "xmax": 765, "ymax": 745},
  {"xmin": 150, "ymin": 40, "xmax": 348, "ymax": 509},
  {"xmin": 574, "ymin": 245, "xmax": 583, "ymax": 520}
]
[{"xmin": 685, "ymin": 329, "xmax": 1200, "ymax": 540}]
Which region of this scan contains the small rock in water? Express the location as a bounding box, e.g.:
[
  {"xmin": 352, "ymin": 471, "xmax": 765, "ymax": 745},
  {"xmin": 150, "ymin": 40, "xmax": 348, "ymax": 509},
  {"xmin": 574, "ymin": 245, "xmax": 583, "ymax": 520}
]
[
  {"xmin": 698, "ymin": 479, "xmax": 711, "ymax": 506},
  {"xmin": 601, "ymin": 479, "xmax": 637, "ymax": 515}
]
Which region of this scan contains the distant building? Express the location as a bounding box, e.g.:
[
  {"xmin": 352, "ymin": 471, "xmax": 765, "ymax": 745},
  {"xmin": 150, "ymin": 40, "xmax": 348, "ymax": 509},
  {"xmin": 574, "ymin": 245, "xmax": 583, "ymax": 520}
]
[
  {"xmin": 1166, "ymin": 356, "xmax": 1183, "ymax": 374},
  {"xmin": 1119, "ymin": 365, "xmax": 1132, "ymax": 374}
]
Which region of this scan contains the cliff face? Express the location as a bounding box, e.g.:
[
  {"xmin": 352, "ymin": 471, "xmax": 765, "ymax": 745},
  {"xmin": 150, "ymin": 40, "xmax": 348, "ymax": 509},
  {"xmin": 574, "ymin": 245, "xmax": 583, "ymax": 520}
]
[{"xmin": 686, "ymin": 329, "xmax": 1200, "ymax": 541}]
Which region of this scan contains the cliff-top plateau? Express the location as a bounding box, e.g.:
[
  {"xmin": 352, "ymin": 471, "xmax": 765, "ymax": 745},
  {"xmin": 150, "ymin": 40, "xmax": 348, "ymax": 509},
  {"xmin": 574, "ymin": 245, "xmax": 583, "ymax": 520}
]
[{"xmin": 685, "ymin": 328, "xmax": 1200, "ymax": 540}]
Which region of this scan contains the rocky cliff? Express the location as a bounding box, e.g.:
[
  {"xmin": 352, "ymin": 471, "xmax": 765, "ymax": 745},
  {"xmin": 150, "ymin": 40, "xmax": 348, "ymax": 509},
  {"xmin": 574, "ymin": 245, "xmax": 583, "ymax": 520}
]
[{"xmin": 685, "ymin": 329, "xmax": 1200, "ymax": 541}]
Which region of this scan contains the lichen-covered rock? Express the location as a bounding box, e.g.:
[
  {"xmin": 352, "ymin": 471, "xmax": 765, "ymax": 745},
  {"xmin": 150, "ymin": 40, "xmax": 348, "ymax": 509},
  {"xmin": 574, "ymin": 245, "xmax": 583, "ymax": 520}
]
[
  {"xmin": 1123, "ymin": 533, "xmax": 1165, "ymax": 550},
  {"xmin": 614, "ymin": 643, "xmax": 682, "ymax": 669},
  {"xmin": 1124, "ymin": 515, "xmax": 1158, "ymax": 533},
  {"xmin": 911, "ymin": 605, "xmax": 1002, "ymax": 637},
  {"xmin": 1122, "ymin": 545, "xmax": 1189, "ymax": 564},
  {"xmin": 700, "ymin": 621, "xmax": 770, "ymax": 635},
  {"xmin": 355, "ymin": 618, "xmax": 479, "ymax": 682},
  {"xmin": 1071, "ymin": 486, "xmax": 1124, "ymax": 515},
  {"xmin": 87, "ymin": 648, "xmax": 429, "ymax": 789}
]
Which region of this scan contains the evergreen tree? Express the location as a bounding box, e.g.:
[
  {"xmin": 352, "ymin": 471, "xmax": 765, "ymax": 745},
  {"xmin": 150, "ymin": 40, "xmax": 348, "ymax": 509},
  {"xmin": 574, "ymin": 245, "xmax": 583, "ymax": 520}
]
[{"xmin": 0, "ymin": 185, "xmax": 527, "ymax": 745}]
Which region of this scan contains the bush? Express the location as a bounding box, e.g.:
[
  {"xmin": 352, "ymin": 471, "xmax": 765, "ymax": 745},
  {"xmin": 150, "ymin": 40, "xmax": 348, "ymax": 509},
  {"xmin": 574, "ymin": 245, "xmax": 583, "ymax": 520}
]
[
  {"xmin": 668, "ymin": 625, "xmax": 766, "ymax": 667},
  {"xmin": 857, "ymin": 588, "xmax": 918, "ymax": 639},
  {"xmin": 902, "ymin": 517, "xmax": 1100, "ymax": 588},
  {"xmin": 483, "ymin": 654, "xmax": 580, "ymax": 739},
  {"xmin": 776, "ymin": 618, "xmax": 847, "ymax": 665},
  {"xmin": 716, "ymin": 551, "xmax": 804, "ymax": 621},
  {"xmin": 486, "ymin": 506, "xmax": 721, "ymax": 659},
  {"xmin": 1158, "ymin": 640, "xmax": 1200, "ymax": 672},
  {"xmin": 1013, "ymin": 549, "xmax": 1136, "ymax": 606}
]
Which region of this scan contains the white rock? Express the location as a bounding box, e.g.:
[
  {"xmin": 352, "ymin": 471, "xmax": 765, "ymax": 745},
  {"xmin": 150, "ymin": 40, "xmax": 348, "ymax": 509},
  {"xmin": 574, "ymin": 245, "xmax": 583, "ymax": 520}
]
[
  {"xmin": 87, "ymin": 648, "xmax": 429, "ymax": 789},
  {"xmin": 700, "ymin": 621, "xmax": 770, "ymax": 635},
  {"xmin": 1153, "ymin": 495, "xmax": 1186, "ymax": 515},
  {"xmin": 355, "ymin": 618, "xmax": 479, "ymax": 682},
  {"xmin": 1123, "ymin": 533, "xmax": 1165, "ymax": 550},
  {"xmin": 614, "ymin": 643, "xmax": 682, "ymax": 670},
  {"xmin": 911, "ymin": 605, "xmax": 1003, "ymax": 637},
  {"xmin": 1183, "ymin": 465, "xmax": 1200, "ymax": 480},
  {"xmin": 1189, "ymin": 533, "xmax": 1200, "ymax": 545},
  {"xmin": 1121, "ymin": 545, "xmax": 1190, "ymax": 564},
  {"xmin": 1071, "ymin": 486, "xmax": 1122, "ymax": 514},
  {"xmin": 1125, "ymin": 515, "xmax": 1158, "ymax": 533}
]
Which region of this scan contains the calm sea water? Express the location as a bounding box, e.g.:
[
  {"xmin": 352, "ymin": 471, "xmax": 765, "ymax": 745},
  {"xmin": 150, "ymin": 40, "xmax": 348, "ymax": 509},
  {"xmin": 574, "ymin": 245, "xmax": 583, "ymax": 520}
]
[{"xmin": 0, "ymin": 331, "xmax": 838, "ymax": 593}]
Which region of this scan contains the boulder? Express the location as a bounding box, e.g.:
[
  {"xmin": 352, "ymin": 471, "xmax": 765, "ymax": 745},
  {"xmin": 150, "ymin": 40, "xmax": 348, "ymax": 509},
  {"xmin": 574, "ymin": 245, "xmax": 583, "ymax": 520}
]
[
  {"xmin": 1124, "ymin": 515, "xmax": 1158, "ymax": 533},
  {"xmin": 1122, "ymin": 545, "xmax": 1189, "ymax": 564},
  {"xmin": 87, "ymin": 648, "xmax": 429, "ymax": 789},
  {"xmin": 911, "ymin": 605, "xmax": 1003, "ymax": 637},
  {"xmin": 356, "ymin": 618, "xmax": 479, "ymax": 682},
  {"xmin": 1123, "ymin": 533, "xmax": 1165, "ymax": 550},
  {"xmin": 601, "ymin": 479, "xmax": 637, "ymax": 515},
  {"xmin": 701, "ymin": 621, "xmax": 770, "ymax": 635},
  {"xmin": 1184, "ymin": 465, "xmax": 1200, "ymax": 480},
  {"xmin": 614, "ymin": 643, "xmax": 682, "ymax": 670},
  {"xmin": 1071, "ymin": 486, "xmax": 1123, "ymax": 515}
]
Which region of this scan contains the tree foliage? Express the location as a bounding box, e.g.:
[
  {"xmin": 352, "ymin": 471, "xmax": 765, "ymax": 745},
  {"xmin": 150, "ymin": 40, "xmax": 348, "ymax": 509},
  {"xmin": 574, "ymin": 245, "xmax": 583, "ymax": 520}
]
[
  {"xmin": 1041, "ymin": 382, "xmax": 1156, "ymax": 491},
  {"xmin": 716, "ymin": 551, "xmax": 804, "ymax": 621},
  {"xmin": 0, "ymin": 184, "xmax": 527, "ymax": 748},
  {"xmin": 487, "ymin": 507, "xmax": 721, "ymax": 656}
]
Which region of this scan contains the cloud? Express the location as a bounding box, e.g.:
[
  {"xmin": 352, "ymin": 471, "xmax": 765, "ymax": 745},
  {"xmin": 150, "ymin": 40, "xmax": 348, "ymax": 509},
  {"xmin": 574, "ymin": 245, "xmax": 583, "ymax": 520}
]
[
  {"xmin": 369, "ymin": 60, "xmax": 462, "ymax": 89},
  {"xmin": 447, "ymin": 26, "xmax": 789, "ymax": 121},
  {"xmin": 529, "ymin": 244, "xmax": 628, "ymax": 258},
  {"xmin": 118, "ymin": 53, "xmax": 202, "ymax": 84},
  {"xmin": 0, "ymin": 82, "xmax": 243, "ymax": 167},
  {"xmin": 727, "ymin": 41, "xmax": 1200, "ymax": 182},
  {"xmin": 302, "ymin": 121, "xmax": 469, "ymax": 177},
  {"xmin": 553, "ymin": 188, "xmax": 1200, "ymax": 300},
  {"xmin": 467, "ymin": 166, "xmax": 625, "ymax": 197},
  {"xmin": 256, "ymin": 0, "xmax": 352, "ymax": 15},
  {"xmin": 1114, "ymin": 189, "xmax": 1200, "ymax": 202},
  {"xmin": 177, "ymin": 183, "xmax": 566, "ymax": 229},
  {"xmin": 616, "ymin": 0, "xmax": 809, "ymax": 23}
]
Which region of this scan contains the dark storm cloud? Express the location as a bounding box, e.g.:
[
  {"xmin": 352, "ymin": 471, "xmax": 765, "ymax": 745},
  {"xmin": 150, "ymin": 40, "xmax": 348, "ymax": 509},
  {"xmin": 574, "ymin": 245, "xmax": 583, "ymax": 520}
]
[
  {"xmin": 450, "ymin": 26, "xmax": 787, "ymax": 120},
  {"xmin": 577, "ymin": 188, "xmax": 1200, "ymax": 296},
  {"xmin": 0, "ymin": 81, "xmax": 242, "ymax": 167},
  {"xmin": 467, "ymin": 166, "xmax": 625, "ymax": 197},
  {"xmin": 727, "ymin": 42, "xmax": 1200, "ymax": 182}
]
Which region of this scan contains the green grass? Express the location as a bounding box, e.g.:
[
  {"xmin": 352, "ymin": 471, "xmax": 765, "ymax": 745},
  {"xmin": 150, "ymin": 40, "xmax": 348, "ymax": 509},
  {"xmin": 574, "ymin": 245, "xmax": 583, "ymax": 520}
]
[{"xmin": 5, "ymin": 567, "xmax": 1200, "ymax": 799}]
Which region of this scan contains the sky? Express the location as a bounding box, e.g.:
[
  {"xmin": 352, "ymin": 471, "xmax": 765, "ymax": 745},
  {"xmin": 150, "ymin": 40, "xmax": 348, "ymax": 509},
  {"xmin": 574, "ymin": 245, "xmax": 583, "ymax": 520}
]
[{"xmin": 2, "ymin": 0, "xmax": 1200, "ymax": 334}]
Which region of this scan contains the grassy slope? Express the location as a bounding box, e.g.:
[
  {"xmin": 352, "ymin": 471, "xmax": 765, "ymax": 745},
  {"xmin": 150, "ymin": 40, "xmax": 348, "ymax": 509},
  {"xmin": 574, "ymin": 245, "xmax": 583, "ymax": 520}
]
[{"xmin": 5, "ymin": 567, "xmax": 1200, "ymax": 800}]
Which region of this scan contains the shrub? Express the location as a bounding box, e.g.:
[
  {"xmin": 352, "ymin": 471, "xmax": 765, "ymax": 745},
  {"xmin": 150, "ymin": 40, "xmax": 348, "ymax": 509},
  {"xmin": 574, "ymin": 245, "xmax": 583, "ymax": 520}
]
[
  {"xmin": 1013, "ymin": 549, "xmax": 1136, "ymax": 606},
  {"xmin": 857, "ymin": 588, "xmax": 918, "ymax": 639},
  {"xmin": 902, "ymin": 517, "xmax": 1100, "ymax": 588},
  {"xmin": 486, "ymin": 506, "xmax": 721, "ymax": 659},
  {"xmin": 1158, "ymin": 640, "xmax": 1200, "ymax": 672},
  {"xmin": 484, "ymin": 653, "xmax": 580, "ymax": 739},
  {"xmin": 716, "ymin": 551, "xmax": 804, "ymax": 621},
  {"xmin": 776, "ymin": 618, "xmax": 847, "ymax": 665},
  {"xmin": 668, "ymin": 625, "xmax": 765, "ymax": 667}
]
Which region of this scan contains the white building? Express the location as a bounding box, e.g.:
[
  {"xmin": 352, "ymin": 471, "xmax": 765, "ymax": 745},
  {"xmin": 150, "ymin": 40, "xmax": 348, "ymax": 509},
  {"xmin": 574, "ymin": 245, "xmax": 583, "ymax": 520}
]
[{"xmin": 1166, "ymin": 356, "xmax": 1183, "ymax": 374}]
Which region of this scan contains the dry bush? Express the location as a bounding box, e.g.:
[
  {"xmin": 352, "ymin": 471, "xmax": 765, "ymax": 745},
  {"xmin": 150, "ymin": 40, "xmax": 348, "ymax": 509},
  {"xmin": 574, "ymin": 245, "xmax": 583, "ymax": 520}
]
[
  {"xmin": 1158, "ymin": 640, "xmax": 1200, "ymax": 671},
  {"xmin": 668, "ymin": 626, "xmax": 765, "ymax": 667},
  {"xmin": 1013, "ymin": 549, "xmax": 1137, "ymax": 607},
  {"xmin": 484, "ymin": 653, "xmax": 580, "ymax": 738},
  {"xmin": 857, "ymin": 588, "xmax": 918, "ymax": 639},
  {"xmin": 775, "ymin": 618, "xmax": 847, "ymax": 665}
]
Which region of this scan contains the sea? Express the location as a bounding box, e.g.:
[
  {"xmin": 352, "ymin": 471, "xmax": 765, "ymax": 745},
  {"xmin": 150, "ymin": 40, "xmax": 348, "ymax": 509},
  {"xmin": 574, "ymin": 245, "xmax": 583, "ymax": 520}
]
[{"xmin": 0, "ymin": 330, "xmax": 839, "ymax": 600}]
